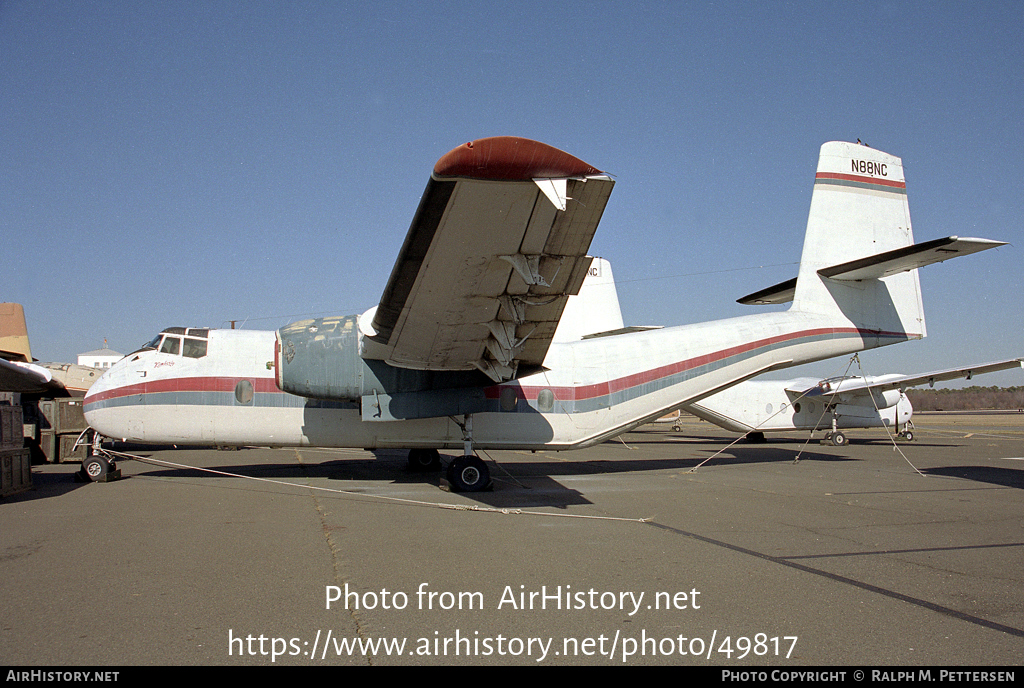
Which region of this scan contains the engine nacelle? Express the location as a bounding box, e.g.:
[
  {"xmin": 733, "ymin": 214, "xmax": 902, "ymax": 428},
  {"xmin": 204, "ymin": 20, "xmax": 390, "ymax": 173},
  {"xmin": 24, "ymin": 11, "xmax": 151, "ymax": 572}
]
[
  {"xmin": 833, "ymin": 393, "xmax": 912, "ymax": 427},
  {"xmin": 868, "ymin": 388, "xmax": 904, "ymax": 410},
  {"xmin": 838, "ymin": 388, "xmax": 903, "ymax": 409},
  {"xmin": 276, "ymin": 315, "xmax": 365, "ymax": 400},
  {"xmin": 275, "ymin": 314, "xmax": 488, "ymax": 420}
]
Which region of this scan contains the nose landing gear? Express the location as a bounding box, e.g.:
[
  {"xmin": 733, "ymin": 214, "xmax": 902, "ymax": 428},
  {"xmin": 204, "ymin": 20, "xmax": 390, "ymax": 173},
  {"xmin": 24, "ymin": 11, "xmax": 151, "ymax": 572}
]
[{"xmin": 79, "ymin": 454, "xmax": 121, "ymax": 482}]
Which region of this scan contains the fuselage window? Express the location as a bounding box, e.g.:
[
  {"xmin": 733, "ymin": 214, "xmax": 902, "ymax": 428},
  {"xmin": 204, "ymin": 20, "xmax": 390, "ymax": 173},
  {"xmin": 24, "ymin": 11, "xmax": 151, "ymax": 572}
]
[
  {"xmin": 182, "ymin": 338, "xmax": 208, "ymax": 358},
  {"xmin": 234, "ymin": 379, "xmax": 254, "ymax": 405},
  {"xmin": 159, "ymin": 336, "xmax": 181, "ymax": 355}
]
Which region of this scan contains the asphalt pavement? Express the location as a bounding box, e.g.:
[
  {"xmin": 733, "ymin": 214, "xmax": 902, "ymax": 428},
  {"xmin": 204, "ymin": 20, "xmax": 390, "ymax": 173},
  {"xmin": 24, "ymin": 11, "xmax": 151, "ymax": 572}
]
[{"xmin": 2, "ymin": 413, "xmax": 1022, "ymax": 666}]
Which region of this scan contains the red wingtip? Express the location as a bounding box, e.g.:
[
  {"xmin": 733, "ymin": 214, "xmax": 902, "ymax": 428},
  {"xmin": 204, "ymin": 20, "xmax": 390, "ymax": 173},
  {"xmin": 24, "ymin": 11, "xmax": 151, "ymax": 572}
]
[{"xmin": 433, "ymin": 136, "xmax": 602, "ymax": 180}]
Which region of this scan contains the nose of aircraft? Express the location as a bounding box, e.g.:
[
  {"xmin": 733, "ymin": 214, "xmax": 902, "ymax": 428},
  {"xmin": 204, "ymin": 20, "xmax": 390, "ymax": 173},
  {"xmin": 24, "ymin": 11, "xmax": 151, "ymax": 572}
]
[{"xmin": 83, "ymin": 360, "xmax": 126, "ymax": 439}]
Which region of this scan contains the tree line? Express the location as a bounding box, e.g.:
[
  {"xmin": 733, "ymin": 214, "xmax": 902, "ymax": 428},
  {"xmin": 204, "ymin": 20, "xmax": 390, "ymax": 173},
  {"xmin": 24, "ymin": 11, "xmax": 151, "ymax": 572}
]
[{"xmin": 906, "ymin": 386, "xmax": 1024, "ymax": 411}]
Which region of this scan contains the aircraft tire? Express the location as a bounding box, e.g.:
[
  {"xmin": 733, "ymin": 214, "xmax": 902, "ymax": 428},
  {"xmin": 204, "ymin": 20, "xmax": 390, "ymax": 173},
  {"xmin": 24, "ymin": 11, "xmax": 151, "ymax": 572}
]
[
  {"xmin": 446, "ymin": 455, "xmax": 491, "ymax": 492},
  {"xmin": 830, "ymin": 432, "xmax": 847, "ymax": 447},
  {"xmin": 81, "ymin": 456, "xmax": 113, "ymax": 482},
  {"xmin": 408, "ymin": 448, "xmax": 442, "ymax": 472},
  {"xmin": 902, "ymin": 431, "xmax": 914, "ymax": 442}
]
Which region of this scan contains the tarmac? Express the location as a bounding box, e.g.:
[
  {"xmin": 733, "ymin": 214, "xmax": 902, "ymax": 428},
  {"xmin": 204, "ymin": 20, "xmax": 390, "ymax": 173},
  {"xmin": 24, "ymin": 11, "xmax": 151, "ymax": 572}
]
[{"xmin": 2, "ymin": 413, "xmax": 1022, "ymax": 666}]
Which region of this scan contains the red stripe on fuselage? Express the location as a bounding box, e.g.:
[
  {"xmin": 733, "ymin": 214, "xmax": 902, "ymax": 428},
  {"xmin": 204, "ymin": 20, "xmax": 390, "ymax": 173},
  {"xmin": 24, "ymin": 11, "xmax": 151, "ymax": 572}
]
[
  {"xmin": 87, "ymin": 327, "xmax": 917, "ymax": 407},
  {"xmin": 85, "ymin": 376, "xmax": 279, "ymax": 405},
  {"xmin": 484, "ymin": 326, "xmax": 913, "ymax": 401},
  {"xmin": 815, "ymin": 172, "xmax": 906, "ymax": 190}
]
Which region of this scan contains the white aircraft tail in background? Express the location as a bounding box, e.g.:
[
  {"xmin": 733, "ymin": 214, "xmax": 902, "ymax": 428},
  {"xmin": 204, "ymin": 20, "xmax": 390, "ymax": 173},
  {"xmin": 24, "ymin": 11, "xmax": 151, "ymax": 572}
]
[{"xmin": 84, "ymin": 138, "xmax": 1006, "ymax": 489}]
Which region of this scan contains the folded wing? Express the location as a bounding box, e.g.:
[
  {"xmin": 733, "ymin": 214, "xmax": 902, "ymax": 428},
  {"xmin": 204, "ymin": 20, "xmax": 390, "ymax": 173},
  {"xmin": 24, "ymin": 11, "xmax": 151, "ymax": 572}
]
[{"xmin": 362, "ymin": 137, "xmax": 614, "ymax": 381}]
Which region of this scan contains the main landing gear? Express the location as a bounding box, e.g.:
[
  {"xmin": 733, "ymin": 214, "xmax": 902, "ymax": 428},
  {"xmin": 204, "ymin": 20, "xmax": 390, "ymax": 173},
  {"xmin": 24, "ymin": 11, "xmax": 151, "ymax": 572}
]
[
  {"xmin": 821, "ymin": 431, "xmax": 848, "ymax": 447},
  {"xmin": 820, "ymin": 407, "xmax": 847, "ymax": 446},
  {"xmin": 404, "ymin": 415, "xmax": 493, "ymax": 492},
  {"xmin": 445, "ymin": 455, "xmax": 491, "ymax": 492},
  {"xmin": 406, "ymin": 448, "xmax": 492, "ymax": 492},
  {"xmin": 407, "ymin": 448, "xmax": 442, "ymax": 472}
]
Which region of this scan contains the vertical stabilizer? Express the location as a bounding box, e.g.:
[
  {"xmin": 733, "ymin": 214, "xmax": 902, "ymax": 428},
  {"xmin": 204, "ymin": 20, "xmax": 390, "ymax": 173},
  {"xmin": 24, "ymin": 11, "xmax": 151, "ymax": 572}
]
[
  {"xmin": 552, "ymin": 258, "xmax": 624, "ymax": 342},
  {"xmin": 0, "ymin": 303, "xmax": 33, "ymax": 362},
  {"xmin": 792, "ymin": 142, "xmax": 926, "ymax": 342}
]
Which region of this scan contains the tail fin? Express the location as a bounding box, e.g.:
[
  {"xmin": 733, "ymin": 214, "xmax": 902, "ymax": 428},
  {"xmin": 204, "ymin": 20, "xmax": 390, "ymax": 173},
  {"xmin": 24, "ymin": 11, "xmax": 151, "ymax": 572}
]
[
  {"xmin": 738, "ymin": 142, "xmax": 1004, "ymax": 352},
  {"xmin": 792, "ymin": 141, "xmax": 926, "ymax": 344},
  {"xmin": 0, "ymin": 303, "xmax": 33, "ymax": 362},
  {"xmin": 553, "ymin": 257, "xmax": 625, "ymax": 342}
]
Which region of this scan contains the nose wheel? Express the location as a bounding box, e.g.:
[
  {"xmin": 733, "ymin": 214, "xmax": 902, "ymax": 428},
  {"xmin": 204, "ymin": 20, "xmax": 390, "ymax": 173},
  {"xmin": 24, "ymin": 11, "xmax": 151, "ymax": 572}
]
[{"xmin": 79, "ymin": 455, "xmax": 121, "ymax": 482}]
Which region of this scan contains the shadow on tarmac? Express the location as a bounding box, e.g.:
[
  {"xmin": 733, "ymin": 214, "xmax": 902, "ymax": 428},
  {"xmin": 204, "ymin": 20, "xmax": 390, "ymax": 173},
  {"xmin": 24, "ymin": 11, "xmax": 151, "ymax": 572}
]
[
  {"xmin": 29, "ymin": 442, "xmax": 856, "ymax": 510},
  {"xmin": 924, "ymin": 465, "xmax": 1024, "ymax": 490}
]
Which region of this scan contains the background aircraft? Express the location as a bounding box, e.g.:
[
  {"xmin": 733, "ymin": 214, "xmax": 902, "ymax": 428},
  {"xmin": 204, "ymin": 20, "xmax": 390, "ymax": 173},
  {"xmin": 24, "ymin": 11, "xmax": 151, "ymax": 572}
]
[
  {"xmin": 1, "ymin": 303, "xmax": 103, "ymax": 397},
  {"xmin": 84, "ymin": 138, "xmax": 1005, "ymax": 490},
  {"xmin": 680, "ymin": 359, "xmax": 1024, "ymax": 445}
]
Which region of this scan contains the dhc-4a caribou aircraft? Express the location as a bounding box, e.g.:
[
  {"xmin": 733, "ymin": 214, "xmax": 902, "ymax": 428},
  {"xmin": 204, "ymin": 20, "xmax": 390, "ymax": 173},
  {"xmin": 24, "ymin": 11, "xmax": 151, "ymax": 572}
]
[
  {"xmin": 681, "ymin": 358, "xmax": 1024, "ymax": 446},
  {"xmin": 84, "ymin": 137, "xmax": 1005, "ymax": 490}
]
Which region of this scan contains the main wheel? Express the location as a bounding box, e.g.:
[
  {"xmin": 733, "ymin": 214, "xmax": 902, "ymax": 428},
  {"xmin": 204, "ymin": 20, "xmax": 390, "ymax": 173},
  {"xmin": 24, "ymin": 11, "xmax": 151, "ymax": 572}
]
[
  {"xmin": 446, "ymin": 455, "xmax": 491, "ymax": 492},
  {"xmin": 830, "ymin": 432, "xmax": 848, "ymax": 447},
  {"xmin": 407, "ymin": 448, "xmax": 442, "ymax": 472}
]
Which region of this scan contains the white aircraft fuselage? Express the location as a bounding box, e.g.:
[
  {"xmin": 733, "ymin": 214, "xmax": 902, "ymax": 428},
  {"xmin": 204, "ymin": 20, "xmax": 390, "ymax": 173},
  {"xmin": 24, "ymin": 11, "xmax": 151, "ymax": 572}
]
[
  {"xmin": 685, "ymin": 377, "xmax": 913, "ymax": 435},
  {"xmin": 83, "ymin": 310, "xmax": 904, "ymax": 450}
]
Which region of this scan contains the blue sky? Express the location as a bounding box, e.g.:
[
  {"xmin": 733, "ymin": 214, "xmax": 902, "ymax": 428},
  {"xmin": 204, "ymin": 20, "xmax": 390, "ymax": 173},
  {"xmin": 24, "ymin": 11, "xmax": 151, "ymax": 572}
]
[{"xmin": 3, "ymin": 1, "xmax": 1022, "ymax": 387}]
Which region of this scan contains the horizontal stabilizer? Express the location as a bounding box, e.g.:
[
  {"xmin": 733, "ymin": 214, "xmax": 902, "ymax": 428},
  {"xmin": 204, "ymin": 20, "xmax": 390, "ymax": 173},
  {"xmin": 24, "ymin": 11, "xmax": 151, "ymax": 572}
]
[
  {"xmin": 736, "ymin": 278, "xmax": 796, "ymax": 306},
  {"xmin": 818, "ymin": 236, "xmax": 1006, "ymax": 281},
  {"xmin": 739, "ymin": 236, "xmax": 1005, "ymax": 305}
]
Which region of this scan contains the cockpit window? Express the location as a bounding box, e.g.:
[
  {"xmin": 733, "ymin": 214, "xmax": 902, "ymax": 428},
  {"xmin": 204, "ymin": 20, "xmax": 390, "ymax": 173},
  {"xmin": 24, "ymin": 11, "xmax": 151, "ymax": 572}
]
[
  {"xmin": 182, "ymin": 338, "xmax": 208, "ymax": 358},
  {"xmin": 131, "ymin": 327, "xmax": 212, "ymax": 358},
  {"xmin": 160, "ymin": 336, "xmax": 181, "ymax": 355}
]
